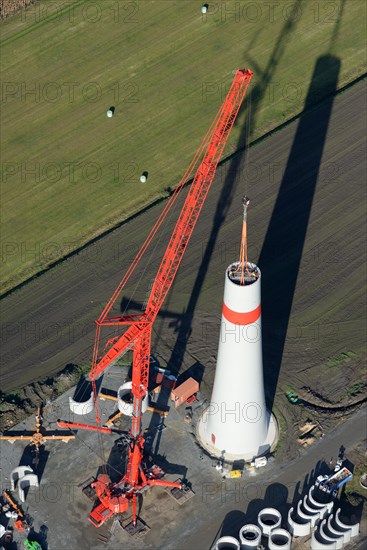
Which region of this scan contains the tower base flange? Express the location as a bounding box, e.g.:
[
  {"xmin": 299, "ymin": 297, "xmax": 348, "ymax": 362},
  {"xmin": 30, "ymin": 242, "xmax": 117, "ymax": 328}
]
[{"xmin": 196, "ymin": 410, "xmax": 278, "ymax": 463}]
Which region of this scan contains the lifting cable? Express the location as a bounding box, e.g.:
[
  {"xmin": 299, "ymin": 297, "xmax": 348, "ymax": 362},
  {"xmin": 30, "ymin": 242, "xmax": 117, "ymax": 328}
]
[
  {"xmin": 91, "ymin": 113, "xmax": 220, "ymax": 374},
  {"xmin": 239, "ymin": 196, "xmax": 250, "ymax": 285},
  {"xmin": 98, "ymin": 113, "xmax": 219, "ymax": 325},
  {"xmin": 234, "ymin": 90, "xmax": 252, "ymax": 285},
  {"xmin": 98, "ymin": 430, "xmax": 107, "ymax": 476},
  {"xmin": 91, "ymin": 379, "xmax": 108, "ymax": 475},
  {"xmin": 65, "ymin": 426, "xmax": 125, "ymax": 481}
]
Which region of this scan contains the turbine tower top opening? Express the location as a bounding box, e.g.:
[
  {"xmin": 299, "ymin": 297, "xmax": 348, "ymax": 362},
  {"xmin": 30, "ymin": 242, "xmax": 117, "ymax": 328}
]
[{"xmin": 227, "ymin": 261, "xmax": 259, "ymax": 285}]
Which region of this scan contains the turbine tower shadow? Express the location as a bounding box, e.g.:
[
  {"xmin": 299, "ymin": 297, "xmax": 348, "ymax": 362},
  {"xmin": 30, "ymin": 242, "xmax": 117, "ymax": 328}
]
[{"xmin": 259, "ymin": 2, "xmax": 344, "ymax": 410}]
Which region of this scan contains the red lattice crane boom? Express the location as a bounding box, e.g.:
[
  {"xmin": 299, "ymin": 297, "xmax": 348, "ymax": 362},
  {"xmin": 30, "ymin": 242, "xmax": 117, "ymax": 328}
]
[
  {"xmin": 91, "ymin": 69, "xmax": 253, "ymax": 376},
  {"xmin": 59, "ymin": 69, "xmax": 253, "ymax": 527}
]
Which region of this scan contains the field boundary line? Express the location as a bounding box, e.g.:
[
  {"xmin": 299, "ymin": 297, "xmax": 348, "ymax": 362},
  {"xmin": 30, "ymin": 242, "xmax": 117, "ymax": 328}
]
[{"xmin": 1, "ymin": 0, "xmax": 87, "ymax": 47}]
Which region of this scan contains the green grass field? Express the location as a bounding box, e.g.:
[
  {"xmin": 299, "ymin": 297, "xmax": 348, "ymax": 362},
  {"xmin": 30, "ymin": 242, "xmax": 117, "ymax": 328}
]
[{"xmin": 1, "ymin": 0, "xmax": 366, "ymax": 294}]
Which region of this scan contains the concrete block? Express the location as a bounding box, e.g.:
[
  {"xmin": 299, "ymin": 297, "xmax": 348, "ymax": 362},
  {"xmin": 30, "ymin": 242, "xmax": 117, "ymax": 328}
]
[
  {"xmin": 320, "ymin": 517, "xmax": 343, "ymax": 549},
  {"xmin": 239, "ymin": 524, "xmax": 261, "ymax": 549},
  {"xmin": 10, "ymin": 465, "xmax": 34, "ymax": 490},
  {"xmin": 311, "ymin": 528, "xmax": 337, "ymax": 550},
  {"xmin": 287, "ymin": 506, "xmax": 311, "ymax": 537},
  {"xmin": 69, "ymin": 391, "xmax": 94, "ymax": 415},
  {"xmin": 268, "ymin": 528, "xmax": 291, "ymax": 550},
  {"xmin": 18, "ymin": 473, "xmax": 39, "ymax": 503},
  {"xmin": 297, "ymin": 500, "xmax": 320, "ymax": 528},
  {"xmin": 334, "ymin": 508, "xmax": 359, "ymax": 538},
  {"xmin": 257, "ymin": 508, "xmax": 282, "ymax": 537},
  {"xmin": 327, "ymin": 512, "xmax": 351, "ymax": 543},
  {"xmin": 215, "ymin": 536, "xmax": 240, "ymax": 549}
]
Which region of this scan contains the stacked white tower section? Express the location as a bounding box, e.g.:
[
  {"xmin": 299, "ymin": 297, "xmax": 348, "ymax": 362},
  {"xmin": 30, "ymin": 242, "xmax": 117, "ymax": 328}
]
[{"xmin": 197, "ymin": 198, "xmax": 276, "ymax": 461}]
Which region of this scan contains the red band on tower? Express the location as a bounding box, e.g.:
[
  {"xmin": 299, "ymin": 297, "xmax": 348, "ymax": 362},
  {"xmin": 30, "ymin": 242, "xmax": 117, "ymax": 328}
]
[{"xmin": 222, "ymin": 303, "xmax": 261, "ymax": 325}]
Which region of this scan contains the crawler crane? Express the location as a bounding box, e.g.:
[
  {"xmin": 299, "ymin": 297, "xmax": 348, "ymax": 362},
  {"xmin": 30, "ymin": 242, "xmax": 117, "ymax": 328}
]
[{"xmin": 58, "ymin": 68, "xmax": 253, "ymax": 527}]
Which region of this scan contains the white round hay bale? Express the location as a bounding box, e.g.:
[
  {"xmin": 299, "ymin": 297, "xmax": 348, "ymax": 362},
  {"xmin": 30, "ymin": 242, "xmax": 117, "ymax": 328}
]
[
  {"xmin": 201, "ymin": 5, "xmax": 208, "ymax": 14},
  {"xmin": 107, "ymin": 109, "xmax": 114, "ymax": 118},
  {"xmin": 140, "ymin": 174, "xmax": 147, "ymax": 183}
]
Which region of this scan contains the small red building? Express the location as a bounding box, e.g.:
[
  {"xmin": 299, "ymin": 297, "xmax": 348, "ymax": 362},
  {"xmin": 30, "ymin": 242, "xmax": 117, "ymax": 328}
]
[{"xmin": 170, "ymin": 378, "xmax": 199, "ymax": 408}]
